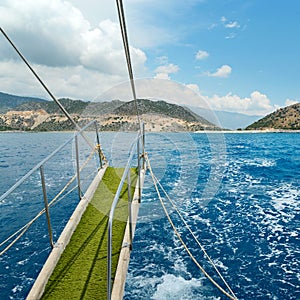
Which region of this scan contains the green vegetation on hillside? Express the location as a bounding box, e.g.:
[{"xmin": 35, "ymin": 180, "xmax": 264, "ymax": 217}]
[
  {"xmin": 115, "ymin": 99, "xmax": 214, "ymax": 125},
  {"xmin": 246, "ymin": 103, "xmax": 300, "ymax": 130},
  {"xmin": 14, "ymin": 98, "xmax": 89, "ymax": 114},
  {"xmin": 0, "ymin": 91, "xmax": 47, "ymax": 113},
  {"xmin": 0, "ymin": 91, "xmax": 219, "ymax": 131}
]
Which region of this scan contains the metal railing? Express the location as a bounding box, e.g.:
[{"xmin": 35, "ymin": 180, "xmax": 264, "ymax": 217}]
[
  {"xmin": 107, "ymin": 123, "xmax": 145, "ymax": 300},
  {"xmin": 0, "ymin": 120, "xmax": 104, "ymax": 255}
]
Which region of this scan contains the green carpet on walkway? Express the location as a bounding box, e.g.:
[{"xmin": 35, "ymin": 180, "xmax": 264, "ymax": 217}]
[{"xmin": 42, "ymin": 167, "xmax": 138, "ymax": 300}]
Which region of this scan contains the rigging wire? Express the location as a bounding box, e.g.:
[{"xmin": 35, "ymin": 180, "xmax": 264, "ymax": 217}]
[
  {"xmin": 145, "ymin": 153, "xmax": 238, "ymax": 300},
  {"xmin": 115, "ymin": 0, "xmax": 141, "ymax": 128},
  {"xmin": 115, "ymin": 3, "xmax": 238, "ymax": 297},
  {"xmin": 0, "ymin": 27, "xmax": 79, "ymax": 131},
  {"xmin": 0, "ymin": 27, "xmax": 99, "ymax": 153}
]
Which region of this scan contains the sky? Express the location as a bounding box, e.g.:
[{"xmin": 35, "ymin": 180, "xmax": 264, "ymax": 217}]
[{"xmin": 0, "ymin": 0, "xmax": 299, "ymax": 116}]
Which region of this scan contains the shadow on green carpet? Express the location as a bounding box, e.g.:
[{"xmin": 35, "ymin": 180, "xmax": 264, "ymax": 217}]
[{"xmin": 42, "ymin": 167, "xmax": 138, "ymax": 300}]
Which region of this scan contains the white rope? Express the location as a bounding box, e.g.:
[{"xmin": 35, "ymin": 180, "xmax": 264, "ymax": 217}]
[
  {"xmin": 0, "ymin": 146, "xmax": 97, "ymax": 256},
  {"xmin": 145, "ymin": 154, "xmax": 238, "ymax": 300},
  {"xmin": 153, "ymin": 172, "xmax": 238, "ymax": 299}
]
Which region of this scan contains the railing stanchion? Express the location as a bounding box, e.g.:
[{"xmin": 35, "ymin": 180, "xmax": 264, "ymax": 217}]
[
  {"xmin": 137, "ymin": 138, "xmax": 141, "ymax": 203},
  {"xmin": 40, "ymin": 165, "xmax": 54, "ymax": 248},
  {"xmin": 95, "ymin": 122, "xmax": 103, "ymax": 169},
  {"xmin": 107, "ymin": 216, "xmax": 113, "ymax": 300},
  {"xmin": 142, "ymin": 122, "xmax": 145, "ymax": 169},
  {"xmin": 127, "ymin": 170, "xmax": 133, "ymax": 250},
  {"xmin": 75, "ymin": 135, "xmax": 81, "ymax": 200}
]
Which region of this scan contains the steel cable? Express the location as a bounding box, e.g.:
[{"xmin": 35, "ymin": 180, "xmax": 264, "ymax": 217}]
[{"xmin": 145, "ymin": 153, "xmax": 238, "ymax": 300}]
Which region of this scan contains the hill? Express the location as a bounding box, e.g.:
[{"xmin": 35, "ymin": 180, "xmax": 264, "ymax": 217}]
[
  {"xmin": 115, "ymin": 99, "xmax": 213, "ymax": 125},
  {"xmin": 0, "ymin": 92, "xmax": 219, "ymax": 131},
  {"xmin": 0, "ymin": 91, "xmax": 47, "ymax": 113},
  {"xmin": 12, "ymin": 98, "xmax": 124, "ymax": 116},
  {"xmin": 246, "ymin": 103, "xmax": 300, "ymax": 130},
  {"xmin": 14, "ymin": 98, "xmax": 89, "ymax": 114}
]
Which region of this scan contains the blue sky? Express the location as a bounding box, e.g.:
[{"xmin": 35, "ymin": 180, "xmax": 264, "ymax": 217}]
[{"xmin": 0, "ymin": 0, "xmax": 299, "ymax": 115}]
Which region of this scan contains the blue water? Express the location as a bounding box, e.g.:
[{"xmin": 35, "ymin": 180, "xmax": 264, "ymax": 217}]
[
  {"xmin": 0, "ymin": 132, "xmax": 299, "ymax": 299},
  {"xmin": 124, "ymin": 132, "xmax": 300, "ymax": 300},
  {"xmin": 0, "ymin": 130, "xmax": 140, "ymax": 299}
]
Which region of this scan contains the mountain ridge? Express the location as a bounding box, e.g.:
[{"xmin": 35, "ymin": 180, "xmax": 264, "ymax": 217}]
[
  {"xmin": 0, "ymin": 91, "xmax": 47, "ymax": 113},
  {"xmin": 2, "ymin": 92, "xmax": 299, "ymax": 131},
  {"xmin": 0, "ymin": 92, "xmax": 219, "ymax": 131}
]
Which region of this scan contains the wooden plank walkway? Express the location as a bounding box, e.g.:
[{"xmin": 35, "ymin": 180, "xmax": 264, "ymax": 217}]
[{"xmin": 29, "ymin": 166, "xmax": 138, "ymax": 300}]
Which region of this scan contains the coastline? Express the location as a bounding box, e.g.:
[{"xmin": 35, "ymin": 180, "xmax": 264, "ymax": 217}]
[
  {"xmin": 1, "ymin": 129, "xmax": 300, "ymax": 134},
  {"xmin": 199, "ymin": 129, "xmax": 300, "ymax": 133}
]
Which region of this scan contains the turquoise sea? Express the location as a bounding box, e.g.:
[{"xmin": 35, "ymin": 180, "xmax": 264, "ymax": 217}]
[{"xmin": 0, "ymin": 132, "xmax": 299, "ymax": 299}]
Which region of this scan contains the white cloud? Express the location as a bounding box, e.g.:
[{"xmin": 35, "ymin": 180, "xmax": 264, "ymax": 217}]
[
  {"xmin": 154, "ymin": 73, "xmax": 171, "ymax": 80},
  {"xmin": 195, "ymin": 50, "xmax": 209, "ymax": 60},
  {"xmin": 68, "ymin": 0, "xmax": 118, "ymax": 26},
  {"xmin": 0, "ymin": 0, "xmax": 89, "ymax": 67},
  {"xmin": 0, "ymin": 0, "xmax": 286, "ymax": 118},
  {"xmin": 185, "ymin": 83, "xmax": 201, "ymax": 94},
  {"xmin": 155, "ymin": 56, "xmax": 169, "ymax": 65},
  {"xmin": 154, "ymin": 63, "xmax": 179, "ymax": 80},
  {"xmin": 221, "ymin": 16, "xmax": 240, "ymax": 29},
  {"xmin": 208, "ymin": 23, "xmax": 218, "ymax": 30},
  {"xmin": 0, "ymin": 60, "xmax": 125, "ymax": 100},
  {"xmin": 225, "ymin": 33, "xmax": 237, "ymax": 39},
  {"xmin": 155, "ymin": 64, "xmax": 179, "ymax": 74},
  {"xmin": 208, "ymin": 65, "xmax": 232, "ymax": 78},
  {"xmin": 0, "ymin": 1, "xmax": 146, "ymax": 73},
  {"xmin": 285, "ymin": 99, "xmax": 298, "ymax": 106},
  {"xmin": 88, "ymin": 78, "xmax": 279, "ymax": 117},
  {"xmin": 225, "ymin": 21, "xmax": 240, "ymax": 29},
  {"xmin": 205, "ymin": 90, "xmax": 278, "ymax": 115},
  {"xmin": 79, "ymin": 19, "xmax": 146, "ymax": 74},
  {"xmin": 221, "ymin": 16, "xmax": 227, "ymax": 23},
  {"xmin": 0, "ymin": 0, "xmax": 147, "ymax": 100},
  {"xmin": 145, "ymin": 81, "xmax": 277, "ymax": 116}
]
